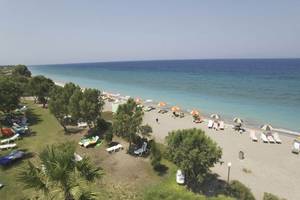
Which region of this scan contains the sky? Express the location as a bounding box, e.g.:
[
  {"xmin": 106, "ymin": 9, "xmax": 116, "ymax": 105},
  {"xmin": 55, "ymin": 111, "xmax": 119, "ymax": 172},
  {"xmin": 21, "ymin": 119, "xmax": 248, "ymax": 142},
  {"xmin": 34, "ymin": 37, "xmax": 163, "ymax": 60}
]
[{"xmin": 0, "ymin": 0, "xmax": 300, "ymax": 65}]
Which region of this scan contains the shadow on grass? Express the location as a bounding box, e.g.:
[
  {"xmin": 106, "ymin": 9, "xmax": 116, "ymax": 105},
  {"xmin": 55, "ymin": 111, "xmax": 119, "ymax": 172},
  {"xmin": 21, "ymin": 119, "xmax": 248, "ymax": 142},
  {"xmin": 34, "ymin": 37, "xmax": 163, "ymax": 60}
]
[
  {"xmin": 26, "ymin": 108, "xmax": 42, "ymax": 126},
  {"xmin": 188, "ymin": 173, "xmax": 229, "ymax": 197},
  {"xmin": 154, "ymin": 164, "xmax": 169, "ymax": 176},
  {"xmin": 65, "ymin": 126, "xmax": 84, "ymax": 135}
]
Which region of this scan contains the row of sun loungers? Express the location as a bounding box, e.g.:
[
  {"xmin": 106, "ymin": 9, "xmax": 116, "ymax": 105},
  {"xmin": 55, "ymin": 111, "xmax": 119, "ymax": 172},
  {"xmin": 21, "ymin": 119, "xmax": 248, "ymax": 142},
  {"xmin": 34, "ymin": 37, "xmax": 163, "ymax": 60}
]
[
  {"xmin": 249, "ymin": 130, "xmax": 282, "ymax": 144},
  {"xmin": 208, "ymin": 120, "xmax": 225, "ymax": 130}
]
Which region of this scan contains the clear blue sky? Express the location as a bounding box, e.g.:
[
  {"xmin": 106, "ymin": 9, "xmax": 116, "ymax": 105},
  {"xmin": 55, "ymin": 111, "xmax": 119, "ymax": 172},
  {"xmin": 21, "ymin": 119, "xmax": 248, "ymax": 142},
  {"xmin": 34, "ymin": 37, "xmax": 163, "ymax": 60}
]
[{"xmin": 1, "ymin": 0, "xmax": 299, "ymax": 65}]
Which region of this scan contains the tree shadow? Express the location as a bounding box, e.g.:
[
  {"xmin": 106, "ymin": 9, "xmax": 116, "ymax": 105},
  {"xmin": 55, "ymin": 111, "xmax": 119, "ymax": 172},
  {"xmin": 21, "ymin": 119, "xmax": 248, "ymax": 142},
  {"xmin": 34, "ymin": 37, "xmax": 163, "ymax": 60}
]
[
  {"xmin": 154, "ymin": 164, "xmax": 169, "ymax": 176},
  {"xmin": 188, "ymin": 173, "xmax": 229, "ymax": 197},
  {"xmin": 26, "ymin": 108, "xmax": 42, "ymax": 126},
  {"xmin": 64, "ymin": 126, "xmax": 84, "ymax": 135}
]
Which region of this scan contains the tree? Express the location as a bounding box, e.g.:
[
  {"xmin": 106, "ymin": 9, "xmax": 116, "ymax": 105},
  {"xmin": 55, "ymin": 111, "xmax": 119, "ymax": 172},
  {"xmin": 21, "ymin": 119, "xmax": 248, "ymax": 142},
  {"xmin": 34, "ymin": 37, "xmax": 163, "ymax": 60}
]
[
  {"xmin": 227, "ymin": 180, "xmax": 255, "ymax": 200},
  {"xmin": 149, "ymin": 140, "xmax": 162, "ymax": 170},
  {"xmin": 19, "ymin": 142, "xmax": 102, "ymax": 200},
  {"xmin": 166, "ymin": 128, "xmax": 222, "ymax": 186},
  {"xmin": 112, "ymin": 98, "xmax": 144, "ymax": 147},
  {"xmin": 12, "ymin": 64, "xmax": 31, "ymax": 77},
  {"xmin": 0, "ymin": 77, "xmax": 22, "ymax": 113},
  {"xmin": 79, "ymin": 88, "xmax": 104, "ymax": 127},
  {"xmin": 139, "ymin": 124, "xmax": 153, "ymax": 138},
  {"xmin": 68, "ymin": 87, "xmax": 83, "ymax": 120},
  {"xmin": 29, "ymin": 75, "xmax": 54, "ymax": 107},
  {"xmin": 104, "ymin": 129, "xmax": 113, "ymax": 144},
  {"xmin": 263, "ymin": 193, "xmax": 285, "ymax": 200}
]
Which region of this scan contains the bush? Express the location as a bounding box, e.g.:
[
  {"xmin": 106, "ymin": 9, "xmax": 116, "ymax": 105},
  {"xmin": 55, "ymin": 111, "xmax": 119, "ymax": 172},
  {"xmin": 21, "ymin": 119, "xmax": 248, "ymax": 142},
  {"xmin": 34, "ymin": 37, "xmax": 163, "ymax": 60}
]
[
  {"xmin": 263, "ymin": 192, "xmax": 284, "ymax": 200},
  {"xmin": 150, "ymin": 140, "xmax": 162, "ymax": 170},
  {"xmin": 227, "ymin": 180, "xmax": 255, "ymax": 200},
  {"xmin": 104, "ymin": 129, "xmax": 113, "ymax": 144}
]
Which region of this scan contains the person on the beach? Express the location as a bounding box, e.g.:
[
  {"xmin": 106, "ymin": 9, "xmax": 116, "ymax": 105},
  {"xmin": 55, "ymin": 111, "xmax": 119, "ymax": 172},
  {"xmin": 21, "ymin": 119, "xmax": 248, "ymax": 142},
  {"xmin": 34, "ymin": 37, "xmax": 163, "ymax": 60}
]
[{"xmin": 156, "ymin": 118, "xmax": 159, "ymax": 123}]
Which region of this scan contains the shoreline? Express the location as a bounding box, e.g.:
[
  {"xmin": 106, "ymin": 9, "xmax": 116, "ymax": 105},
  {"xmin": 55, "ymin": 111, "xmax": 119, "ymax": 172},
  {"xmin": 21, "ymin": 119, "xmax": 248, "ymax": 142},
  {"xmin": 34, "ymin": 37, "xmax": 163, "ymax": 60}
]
[{"xmin": 53, "ymin": 80, "xmax": 299, "ymax": 138}]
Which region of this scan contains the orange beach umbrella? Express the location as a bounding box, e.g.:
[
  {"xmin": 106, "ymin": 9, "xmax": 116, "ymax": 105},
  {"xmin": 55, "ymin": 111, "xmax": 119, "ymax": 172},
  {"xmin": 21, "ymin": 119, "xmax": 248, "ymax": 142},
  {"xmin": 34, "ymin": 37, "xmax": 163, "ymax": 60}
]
[
  {"xmin": 190, "ymin": 110, "xmax": 200, "ymax": 116},
  {"xmin": 171, "ymin": 106, "xmax": 180, "ymax": 112},
  {"xmin": 158, "ymin": 102, "xmax": 166, "ymax": 107}
]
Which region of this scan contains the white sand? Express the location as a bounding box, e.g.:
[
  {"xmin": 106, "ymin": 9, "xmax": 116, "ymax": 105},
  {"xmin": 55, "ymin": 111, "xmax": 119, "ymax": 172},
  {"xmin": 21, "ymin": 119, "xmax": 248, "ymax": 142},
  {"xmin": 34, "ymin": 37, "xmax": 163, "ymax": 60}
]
[{"xmin": 142, "ymin": 110, "xmax": 300, "ymax": 200}]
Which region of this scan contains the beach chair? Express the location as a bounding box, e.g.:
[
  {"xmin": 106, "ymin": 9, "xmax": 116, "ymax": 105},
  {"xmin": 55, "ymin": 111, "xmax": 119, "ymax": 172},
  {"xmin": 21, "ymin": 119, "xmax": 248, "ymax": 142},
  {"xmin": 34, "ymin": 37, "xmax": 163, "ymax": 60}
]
[
  {"xmin": 0, "ymin": 143, "xmax": 17, "ymax": 150},
  {"xmin": 106, "ymin": 144, "xmax": 123, "ymax": 153},
  {"xmin": 219, "ymin": 121, "xmax": 225, "ymax": 130},
  {"xmin": 208, "ymin": 120, "xmax": 213, "ymax": 129},
  {"xmin": 176, "ymin": 170, "xmax": 185, "ymax": 184},
  {"xmin": 213, "ymin": 122, "xmax": 219, "ymax": 130},
  {"xmin": 292, "ymin": 142, "xmax": 300, "ymax": 154},
  {"xmin": 249, "ymin": 131, "xmax": 258, "ymax": 142},
  {"xmin": 77, "ymin": 122, "xmax": 88, "ymax": 128},
  {"xmin": 0, "ymin": 150, "xmax": 25, "ymax": 166},
  {"xmin": 260, "ymin": 133, "xmax": 268, "ymax": 143},
  {"xmin": 0, "ymin": 134, "xmax": 20, "ymax": 144},
  {"xmin": 266, "ymin": 134, "xmax": 275, "ymax": 143},
  {"xmin": 134, "ymin": 142, "xmax": 148, "ymax": 156},
  {"xmin": 273, "ymin": 132, "xmax": 282, "ymax": 144}
]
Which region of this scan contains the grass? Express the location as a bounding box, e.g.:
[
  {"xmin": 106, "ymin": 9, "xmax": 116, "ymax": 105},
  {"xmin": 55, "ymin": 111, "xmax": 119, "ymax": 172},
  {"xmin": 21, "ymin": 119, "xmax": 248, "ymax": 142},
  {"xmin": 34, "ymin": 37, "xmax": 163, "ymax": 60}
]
[{"xmin": 0, "ymin": 101, "xmax": 234, "ymax": 200}]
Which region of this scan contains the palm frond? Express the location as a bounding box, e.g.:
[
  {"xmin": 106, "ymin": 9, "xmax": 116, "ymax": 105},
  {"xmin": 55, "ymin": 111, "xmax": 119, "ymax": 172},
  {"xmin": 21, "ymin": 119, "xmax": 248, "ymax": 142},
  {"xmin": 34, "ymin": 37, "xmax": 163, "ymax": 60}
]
[{"xmin": 76, "ymin": 157, "xmax": 103, "ymax": 182}]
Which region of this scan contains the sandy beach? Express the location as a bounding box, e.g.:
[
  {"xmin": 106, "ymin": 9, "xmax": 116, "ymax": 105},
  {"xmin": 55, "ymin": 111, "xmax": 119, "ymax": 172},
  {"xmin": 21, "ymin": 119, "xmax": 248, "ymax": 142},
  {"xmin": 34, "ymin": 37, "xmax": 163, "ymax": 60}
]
[{"xmin": 104, "ymin": 101, "xmax": 300, "ymax": 200}]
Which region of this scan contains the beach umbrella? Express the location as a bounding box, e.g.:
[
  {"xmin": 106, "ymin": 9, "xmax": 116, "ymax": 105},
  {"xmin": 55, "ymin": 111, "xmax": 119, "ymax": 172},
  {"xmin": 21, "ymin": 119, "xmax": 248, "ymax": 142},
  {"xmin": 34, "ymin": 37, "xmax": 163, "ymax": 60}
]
[
  {"xmin": 190, "ymin": 110, "xmax": 200, "ymax": 116},
  {"xmin": 135, "ymin": 97, "xmax": 143, "ymax": 104},
  {"xmin": 210, "ymin": 114, "xmax": 220, "ymax": 120},
  {"xmin": 158, "ymin": 102, "xmax": 166, "ymax": 107},
  {"xmin": 233, "ymin": 117, "xmax": 243, "ymax": 124},
  {"xmin": 171, "ymin": 106, "xmax": 180, "ymax": 112},
  {"xmin": 261, "ymin": 124, "xmax": 273, "ymax": 131}
]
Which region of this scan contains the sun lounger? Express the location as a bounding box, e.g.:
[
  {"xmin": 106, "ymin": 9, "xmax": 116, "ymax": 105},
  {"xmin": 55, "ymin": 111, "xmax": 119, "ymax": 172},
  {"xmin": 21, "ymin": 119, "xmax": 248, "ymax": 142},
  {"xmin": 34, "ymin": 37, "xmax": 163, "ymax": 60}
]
[
  {"xmin": 266, "ymin": 134, "xmax": 275, "ymax": 143},
  {"xmin": 213, "ymin": 122, "xmax": 219, "ymax": 130},
  {"xmin": 260, "ymin": 133, "xmax": 268, "ymax": 143},
  {"xmin": 208, "ymin": 120, "xmax": 213, "ymax": 128},
  {"xmin": 134, "ymin": 142, "xmax": 148, "ymax": 156},
  {"xmin": 0, "ymin": 150, "xmax": 25, "ymax": 165},
  {"xmin": 1, "ymin": 128, "xmax": 14, "ymax": 137},
  {"xmin": 1, "ymin": 134, "xmax": 20, "ymax": 144},
  {"xmin": 0, "ymin": 143, "xmax": 17, "ymax": 150},
  {"xmin": 249, "ymin": 131, "xmax": 258, "ymax": 142},
  {"xmin": 292, "ymin": 142, "xmax": 300, "ymax": 154},
  {"xmin": 219, "ymin": 121, "xmax": 225, "ymax": 130},
  {"xmin": 78, "ymin": 136, "xmax": 99, "ymax": 147},
  {"xmin": 74, "ymin": 153, "xmax": 83, "ymax": 161},
  {"xmin": 273, "ymin": 132, "xmax": 282, "ymax": 144},
  {"xmin": 194, "ymin": 117, "xmax": 203, "ymax": 123},
  {"xmin": 77, "ymin": 122, "xmax": 88, "ymax": 128},
  {"xmin": 106, "ymin": 144, "xmax": 123, "ymax": 153},
  {"xmin": 179, "ymin": 112, "xmax": 185, "ymax": 118},
  {"xmin": 176, "ymin": 170, "xmax": 185, "ymax": 184}
]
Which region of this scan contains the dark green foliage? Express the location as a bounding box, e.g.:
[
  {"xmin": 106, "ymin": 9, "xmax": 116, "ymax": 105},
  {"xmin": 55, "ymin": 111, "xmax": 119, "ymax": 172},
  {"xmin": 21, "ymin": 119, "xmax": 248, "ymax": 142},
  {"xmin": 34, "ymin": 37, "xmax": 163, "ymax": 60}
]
[
  {"xmin": 104, "ymin": 129, "xmax": 113, "ymax": 144},
  {"xmin": 150, "ymin": 140, "xmax": 162, "ymax": 170},
  {"xmin": 29, "ymin": 75, "xmax": 54, "ymax": 107},
  {"xmin": 0, "ymin": 77, "xmax": 22, "ymax": 112},
  {"xmin": 263, "ymin": 192, "xmax": 285, "ymax": 200},
  {"xmin": 12, "ymin": 64, "xmax": 31, "ymax": 77},
  {"xmin": 166, "ymin": 128, "xmax": 222, "ymax": 185},
  {"xmin": 227, "ymin": 180, "xmax": 255, "ymax": 200},
  {"xmin": 112, "ymin": 98, "xmax": 144, "ymax": 146},
  {"xmin": 139, "ymin": 124, "xmax": 153, "ymax": 137},
  {"xmin": 79, "ymin": 88, "xmax": 104, "ymax": 127},
  {"xmin": 19, "ymin": 142, "xmax": 102, "ymax": 200}
]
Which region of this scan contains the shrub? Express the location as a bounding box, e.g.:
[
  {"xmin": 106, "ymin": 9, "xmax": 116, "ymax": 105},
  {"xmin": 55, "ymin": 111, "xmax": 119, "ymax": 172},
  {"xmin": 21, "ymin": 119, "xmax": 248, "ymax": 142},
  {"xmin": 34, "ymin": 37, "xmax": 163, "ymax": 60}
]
[
  {"xmin": 263, "ymin": 192, "xmax": 284, "ymax": 200},
  {"xmin": 227, "ymin": 180, "xmax": 255, "ymax": 200},
  {"xmin": 150, "ymin": 140, "xmax": 162, "ymax": 170},
  {"xmin": 105, "ymin": 128, "xmax": 114, "ymax": 144}
]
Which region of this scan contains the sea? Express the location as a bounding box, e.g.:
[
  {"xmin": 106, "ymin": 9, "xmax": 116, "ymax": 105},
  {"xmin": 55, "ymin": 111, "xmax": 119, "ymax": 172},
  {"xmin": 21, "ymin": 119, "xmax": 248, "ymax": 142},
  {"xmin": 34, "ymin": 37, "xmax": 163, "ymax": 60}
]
[{"xmin": 29, "ymin": 59, "xmax": 300, "ymax": 134}]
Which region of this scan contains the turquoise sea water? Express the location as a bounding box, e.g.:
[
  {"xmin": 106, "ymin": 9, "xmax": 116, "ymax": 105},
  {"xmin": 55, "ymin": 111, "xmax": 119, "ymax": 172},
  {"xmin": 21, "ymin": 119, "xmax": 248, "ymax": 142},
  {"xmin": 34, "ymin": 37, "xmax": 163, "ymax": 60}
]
[{"xmin": 29, "ymin": 59, "xmax": 300, "ymax": 132}]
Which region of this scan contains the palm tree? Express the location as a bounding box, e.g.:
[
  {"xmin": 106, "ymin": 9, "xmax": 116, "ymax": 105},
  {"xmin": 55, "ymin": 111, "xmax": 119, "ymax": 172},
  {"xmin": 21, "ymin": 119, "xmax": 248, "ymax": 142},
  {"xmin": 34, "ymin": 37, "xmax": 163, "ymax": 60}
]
[{"xmin": 19, "ymin": 142, "xmax": 102, "ymax": 200}]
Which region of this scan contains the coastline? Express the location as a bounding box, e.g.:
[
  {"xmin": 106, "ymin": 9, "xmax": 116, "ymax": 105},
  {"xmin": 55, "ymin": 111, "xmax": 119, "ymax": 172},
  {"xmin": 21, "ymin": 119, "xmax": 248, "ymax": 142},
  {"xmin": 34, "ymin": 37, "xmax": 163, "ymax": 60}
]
[{"xmin": 53, "ymin": 80, "xmax": 299, "ymax": 138}]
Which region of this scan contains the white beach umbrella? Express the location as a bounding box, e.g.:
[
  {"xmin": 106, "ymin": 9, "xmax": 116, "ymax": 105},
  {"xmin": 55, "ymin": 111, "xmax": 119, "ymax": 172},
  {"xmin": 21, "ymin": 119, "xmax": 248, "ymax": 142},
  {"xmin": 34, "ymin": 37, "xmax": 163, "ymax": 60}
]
[
  {"xmin": 210, "ymin": 114, "xmax": 220, "ymax": 120},
  {"xmin": 261, "ymin": 124, "xmax": 273, "ymax": 131},
  {"xmin": 233, "ymin": 117, "xmax": 243, "ymax": 124}
]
